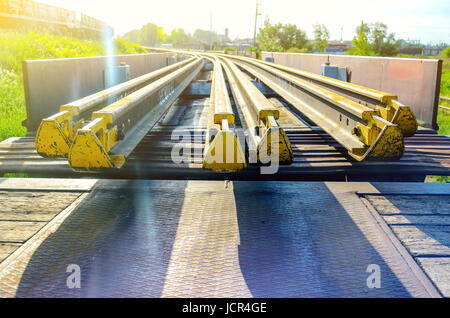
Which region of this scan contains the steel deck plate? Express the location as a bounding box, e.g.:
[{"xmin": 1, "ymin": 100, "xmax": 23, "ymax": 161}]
[{"xmin": 0, "ymin": 180, "xmax": 443, "ymax": 298}]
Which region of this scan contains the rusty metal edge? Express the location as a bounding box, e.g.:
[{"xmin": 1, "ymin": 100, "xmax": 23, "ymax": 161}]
[
  {"xmin": 21, "ymin": 60, "xmax": 32, "ymax": 133},
  {"xmin": 432, "ymin": 59, "xmax": 443, "ymax": 131},
  {"xmin": 0, "ymin": 189, "xmax": 95, "ymax": 297},
  {"xmin": 360, "ymin": 197, "xmax": 443, "ymax": 298}
]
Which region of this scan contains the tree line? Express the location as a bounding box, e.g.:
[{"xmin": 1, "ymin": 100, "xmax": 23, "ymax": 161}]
[
  {"xmin": 122, "ymin": 20, "xmax": 402, "ymax": 57},
  {"xmin": 122, "ymin": 23, "xmax": 224, "ymax": 48},
  {"xmin": 257, "ymin": 19, "xmax": 401, "ymax": 56}
]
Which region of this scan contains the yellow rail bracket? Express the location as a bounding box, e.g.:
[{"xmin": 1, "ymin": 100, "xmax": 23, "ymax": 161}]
[
  {"xmin": 352, "ymin": 115, "xmax": 405, "ymax": 161},
  {"xmin": 258, "ymin": 116, "xmax": 294, "ymax": 165},
  {"xmin": 35, "ymin": 110, "xmax": 83, "ymax": 158},
  {"xmin": 68, "ymin": 117, "xmax": 125, "ymax": 171},
  {"xmin": 378, "ymin": 99, "xmax": 418, "ymax": 137},
  {"xmin": 203, "ymin": 130, "xmax": 246, "ymax": 172}
]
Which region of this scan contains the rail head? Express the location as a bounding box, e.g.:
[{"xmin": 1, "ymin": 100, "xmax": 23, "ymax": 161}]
[{"xmin": 210, "ymin": 57, "xmax": 235, "ymax": 126}]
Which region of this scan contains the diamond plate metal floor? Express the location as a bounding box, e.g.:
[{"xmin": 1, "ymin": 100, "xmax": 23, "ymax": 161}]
[{"xmin": 0, "ymin": 180, "xmax": 442, "ymax": 297}]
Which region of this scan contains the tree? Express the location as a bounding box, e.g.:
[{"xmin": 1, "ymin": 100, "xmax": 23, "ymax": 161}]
[
  {"xmin": 157, "ymin": 26, "xmax": 167, "ymax": 43},
  {"xmin": 370, "ymin": 22, "xmax": 400, "ymax": 56},
  {"xmin": 348, "ymin": 22, "xmax": 375, "ymax": 56},
  {"xmin": 279, "ymin": 24, "xmax": 308, "ymax": 51},
  {"xmin": 349, "ymin": 21, "xmax": 400, "ymax": 56},
  {"xmin": 166, "ymin": 28, "xmax": 189, "ymax": 46},
  {"xmin": 313, "ymin": 24, "xmax": 330, "ymax": 52},
  {"xmin": 257, "ymin": 19, "xmax": 283, "ymax": 52},
  {"xmin": 193, "ymin": 29, "xmax": 218, "ymax": 44},
  {"xmin": 379, "ymin": 33, "xmax": 401, "ymax": 56},
  {"xmin": 122, "ymin": 23, "xmax": 163, "ymax": 47},
  {"xmin": 257, "ymin": 19, "xmax": 308, "ymax": 52},
  {"xmin": 121, "ymin": 29, "xmax": 140, "ymax": 44}
]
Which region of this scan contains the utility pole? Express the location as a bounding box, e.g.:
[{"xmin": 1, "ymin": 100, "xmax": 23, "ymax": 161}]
[
  {"xmin": 210, "ymin": 11, "xmax": 213, "ymax": 51},
  {"xmin": 253, "ymin": 0, "xmax": 260, "ymax": 48}
]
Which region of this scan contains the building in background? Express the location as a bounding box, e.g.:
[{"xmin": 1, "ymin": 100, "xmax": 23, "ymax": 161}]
[
  {"xmin": 421, "ymin": 45, "xmax": 447, "ymax": 56},
  {"xmin": 325, "ymin": 40, "xmax": 353, "ymax": 55}
]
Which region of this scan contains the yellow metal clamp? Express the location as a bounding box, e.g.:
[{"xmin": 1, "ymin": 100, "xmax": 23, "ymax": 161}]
[
  {"xmin": 68, "ymin": 117, "xmax": 125, "ymax": 171},
  {"xmin": 35, "ymin": 109, "xmax": 85, "ymax": 158},
  {"xmin": 377, "ymin": 99, "xmax": 418, "ymax": 137},
  {"xmin": 203, "ymin": 126, "xmax": 247, "ymax": 172},
  {"xmin": 258, "ymin": 115, "xmax": 294, "ymax": 165}
]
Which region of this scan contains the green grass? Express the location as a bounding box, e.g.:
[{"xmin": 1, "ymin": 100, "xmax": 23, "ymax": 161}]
[
  {"xmin": 439, "ymin": 60, "xmax": 450, "ymax": 136},
  {"xmin": 437, "ymin": 104, "xmax": 450, "ymax": 135},
  {"xmin": 0, "ymin": 30, "xmax": 147, "ymax": 142},
  {"xmin": 428, "ymin": 58, "xmax": 449, "ymax": 183},
  {"xmin": 440, "ymin": 65, "xmax": 450, "ymax": 98},
  {"xmin": 2, "ymin": 173, "xmax": 28, "ymax": 178},
  {"xmin": 0, "ymin": 68, "xmax": 26, "ymax": 141},
  {"xmin": 429, "ymin": 58, "xmax": 450, "ymax": 183}
]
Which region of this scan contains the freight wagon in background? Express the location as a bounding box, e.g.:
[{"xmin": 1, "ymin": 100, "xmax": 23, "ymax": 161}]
[{"xmin": 0, "ymin": 0, "xmax": 113, "ymax": 39}]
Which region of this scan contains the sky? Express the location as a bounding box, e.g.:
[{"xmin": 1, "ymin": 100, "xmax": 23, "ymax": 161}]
[{"xmin": 40, "ymin": 0, "xmax": 450, "ymax": 44}]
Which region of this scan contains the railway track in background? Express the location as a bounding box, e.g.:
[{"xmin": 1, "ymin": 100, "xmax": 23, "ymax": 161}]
[{"xmin": 0, "ymin": 0, "xmax": 112, "ymax": 39}]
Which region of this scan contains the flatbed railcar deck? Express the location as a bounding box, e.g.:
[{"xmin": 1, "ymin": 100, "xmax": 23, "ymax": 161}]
[{"xmin": 0, "ymin": 95, "xmax": 449, "ymax": 181}]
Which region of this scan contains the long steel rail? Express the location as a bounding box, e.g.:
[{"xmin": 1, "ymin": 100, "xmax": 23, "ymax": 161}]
[
  {"xmin": 201, "ymin": 55, "xmax": 246, "ymax": 171},
  {"xmin": 35, "ymin": 57, "xmax": 195, "ymax": 158},
  {"xmin": 68, "ymin": 56, "xmax": 204, "ymax": 171},
  {"xmin": 34, "ymin": 51, "xmax": 418, "ymax": 173},
  {"xmin": 226, "ymin": 55, "xmax": 418, "ymax": 137},
  {"xmin": 223, "ymin": 54, "xmax": 405, "ymax": 161},
  {"xmin": 218, "ymin": 56, "xmax": 293, "ymax": 166}
]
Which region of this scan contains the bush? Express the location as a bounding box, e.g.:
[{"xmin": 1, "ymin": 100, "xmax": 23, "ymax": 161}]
[
  {"xmin": 113, "ymin": 38, "xmax": 147, "ymax": 55},
  {"xmin": 224, "ymin": 47, "xmax": 237, "ymax": 54},
  {"xmin": 244, "ymin": 46, "xmax": 262, "ymax": 59},
  {"xmin": 442, "ymin": 47, "xmax": 450, "ymax": 58},
  {"xmin": 286, "ymin": 47, "xmax": 310, "ymax": 53}
]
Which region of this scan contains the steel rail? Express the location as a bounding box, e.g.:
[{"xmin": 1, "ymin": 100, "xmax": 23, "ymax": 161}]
[
  {"xmin": 35, "ymin": 56, "xmax": 192, "ymax": 158},
  {"xmin": 223, "ymin": 54, "xmax": 418, "ymax": 137},
  {"xmin": 439, "ymin": 105, "xmax": 450, "ymax": 112},
  {"xmin": 228, "ymin": 56, "xmax": 404, "ymax": 161},
  {"xmin": 201, "ymin": 55, "xmax": 246, "ymax": 171},
  {"xmin": 68, "ymin": 57, "xmax": 204, "ymax": 171},
  {"xmin": 219, "ymin": 56, "xmax": 293, "ymax": 165}
]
